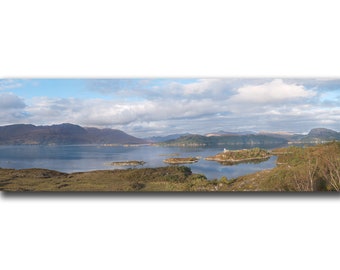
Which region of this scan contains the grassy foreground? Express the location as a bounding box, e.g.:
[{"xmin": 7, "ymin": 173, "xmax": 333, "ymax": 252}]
[
  {"xmin": 224, "ymin": 141, "xmax": 340, "ymax": 192},
  {"xmin": 0, "ymin": 142, "xmax": 339, "ymax": 192},
  {"xmin": 0, "ymin": 166, "xmax": 212, "ymax": 192}
]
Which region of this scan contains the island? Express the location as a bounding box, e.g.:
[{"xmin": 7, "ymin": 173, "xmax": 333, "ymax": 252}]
[
  {"xmin": 205, "ymin": 147, "xmax": 271, "ymax": 165},
  {"xmin": 163, "ymin": 157, "xmax": 200, "ymax": 164},
  {"xmin": 110, "ymin": 161, "xmax": 146, "ymax": 166}
]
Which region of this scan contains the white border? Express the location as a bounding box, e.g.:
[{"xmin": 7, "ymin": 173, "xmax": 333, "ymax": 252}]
[{"xmin": 1, "ymin": 1, "xmax": 339, "ymax": 270}]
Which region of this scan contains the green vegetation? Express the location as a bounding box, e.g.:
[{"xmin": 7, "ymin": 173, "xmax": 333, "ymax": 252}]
[
  {"xmin": 0, "ymin": 142, "xmax": 339, "ymax": 192},
  {"xmin": 205, "ymin": 148, "xmax": 271, "ymax": 165}
]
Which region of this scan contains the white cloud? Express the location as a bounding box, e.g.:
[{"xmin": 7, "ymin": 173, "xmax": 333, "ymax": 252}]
[
  {"xmin": 0, "ymin": 93, "xmax": 27, "ymax": 124},
  {"xmin": 0, "ymin": 79, "xmax": 23, "ymax": 91},
  {"xmin": 0, "ymin": 93, "xmax": 26, "ymax": 110},
  {"xmin": 0, "ymin": 93, "xmax": 26, "ymax": 109},
  {"xmin": 178, "ymin": 79, "xmax": 232, "ymax": 96},
  {"xmin": 22, "ymin": 96, "xmax": 225, "ymax": 131},
  {"xmin": 87, "ymin": 78, "xmax": 238, "ymax": 100},
  {"xmin": 228, "ymin": 79, "xmax": 316, "ymax": 104}
]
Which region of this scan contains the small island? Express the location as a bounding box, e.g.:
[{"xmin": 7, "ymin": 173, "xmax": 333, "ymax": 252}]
[
  {"xmin": 110, "ymin": 160, "xmax": 146, "ymax": 166},
  {"xmin": 163, "ymin": 157, "xmax": 199, "ymax": 165},
  {"xmin": 205, "ymin": 148, "xmax": 271, "ymax": 165}
]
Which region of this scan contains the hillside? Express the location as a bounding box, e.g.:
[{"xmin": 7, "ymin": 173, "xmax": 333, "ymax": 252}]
[
  {"xmin": 222, "ymin": 141, "xmax": 340, "ymax": 191},
  {"xmin": 145, "ymin": 133, "xmax": 191, "ymax": 142},
  {"xmin": 159, "ymin": 134, "xmax": 288, "ymax": 147},
  {"xmin": 159, "ymin": 128, "xmax": 340, "ymax": 147},
  {"xmin": 0, "ymin": 123, "xmax": 147, "ymax": 145},
  {"xmin": 0, "ymin": 166, "xmax": 208, "ymax": 192},
  {"xmin": 298, "ymin": 128, "xmax": 340, "ymax": 143}
]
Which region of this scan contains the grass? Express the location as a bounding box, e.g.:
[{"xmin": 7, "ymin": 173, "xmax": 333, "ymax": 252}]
[
  {"xmin": 221, "ymin": 141, "xmax": 340, "ymax": 192},
  {"xmin": 0, "ymin": 166, "xmax": 209, "ymax": 192}
]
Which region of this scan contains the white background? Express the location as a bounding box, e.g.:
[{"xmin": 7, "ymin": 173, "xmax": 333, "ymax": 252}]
[{"xmin": 1, "ymin": 1, "xmax": 340, "ymax": 270}]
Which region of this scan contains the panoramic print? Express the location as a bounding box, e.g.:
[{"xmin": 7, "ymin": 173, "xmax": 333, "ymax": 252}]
[{"xmin": 0, "ymin": 78, "xmax": 339, "ymax": 192}]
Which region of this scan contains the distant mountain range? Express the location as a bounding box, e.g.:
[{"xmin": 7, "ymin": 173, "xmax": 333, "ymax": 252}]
[
  {"xmin": 145, "ymin": 133, "xmax": 191, "ymax": 143},
  {"xmin": 159, "ymin": 134, "xmax": 288, "ymax": 147},
  {"xmin": 159, "ymin": 128, "xmax": 340, "ymax": 147},
  {"xmin": 0, "ymin": 124, "xmax": 147, "ymax": 145},
  {"xmin": 205, "ymin": 130, "xmax": 257, "ymax": 137},
  {"xmin": 0, "ymin": 124, "xmax": 338, "ymax": 146}
]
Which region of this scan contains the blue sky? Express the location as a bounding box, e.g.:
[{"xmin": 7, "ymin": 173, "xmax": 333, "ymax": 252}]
[{"xmin": 0, "ymin": 78, "xmax": 339, "ymax": 136}]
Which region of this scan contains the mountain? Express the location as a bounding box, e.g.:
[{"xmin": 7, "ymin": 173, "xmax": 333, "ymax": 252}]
[
  {"xmin": 299, "ymin": 128, "xmax": 340, "ymax": 143},
  {"xmin": 258, "ymin": 131, "xmax": 305, "ymax": 141},
  {"xmin": 160, "ymin": 128, "xmax": 340, "ymax": 147},
  {"xmin": 145, "ymin": 133, "xmax": 191, "ymax": 143},
  {"xmin": 1, "ymin": 124, "xmax": 338, "ymax": 146},
  {"xmin": 84, "ymin": 127, "xmax": 147, "ymax": 144},
  {"xmin": 0, "ymin": 123, "xmax": 147, "ymax": 145},
  {"xmin": 159, "ymin": 134, "xmax": 288, "ymax": 147},
  {"xmin": 205, "ymin": 130, "xmax": 256, "ymax": 137}
]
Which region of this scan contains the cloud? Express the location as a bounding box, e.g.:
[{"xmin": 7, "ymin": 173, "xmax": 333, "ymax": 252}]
[
  {"xmin": 228, "ymin": 79, "xmax": 316, "ymax": 104},
  {"xmin": 0, "ymin": 93, "xmax": 26, "ymax": 109},
  {"xmin": 0, "ymin": 93, "xmax": 27, "ymax": 124},
  {"xmin": 0, "ymin": 79, "xmax": 23, "ymax": 91},
  {"xmin": 86, "ymin": 78, "xmax": 238, "ymax": 100},
  {"xmin": 13, "ymin": 94, "xmax": 234, "ymax": 136},
  {"xmin": 86, "ymin": 79, "xmax": 148, "ymax": 94},
  {"xmin": 167, "ymin": 79, "xmax": 235, "ymax": 97}
]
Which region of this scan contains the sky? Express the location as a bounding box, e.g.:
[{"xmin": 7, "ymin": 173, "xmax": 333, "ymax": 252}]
[{"xmin": 0, "ymin": 78, "xmax": 339, "ymax": 137}]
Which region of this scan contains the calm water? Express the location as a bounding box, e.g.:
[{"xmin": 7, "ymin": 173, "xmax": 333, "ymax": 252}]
[{"xmin": 0, "ymin": 145, "xmax": 278, "ymax": 180}]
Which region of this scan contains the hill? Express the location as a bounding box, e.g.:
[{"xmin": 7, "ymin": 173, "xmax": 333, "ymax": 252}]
[
  {"xmin": 205, "ymin": 130, "xmax": 256, "ymax": 137},
  {"xmin": 145, "ymin": 133, "xmax": 191, "ymax": 142},
  {"xmin": 159, "ymin": 134, "xmax": 288, "ymax": 147},
  {"xmin": 0, "ymin": 123, "xmax": 147, "ymax": 145},
  {"xmin": 298, "ymin": 128, "xmax": 340, "ymax": 143},
  {"xmin": 159, "ymin": 128, "xmax": 340, "ymax": 147},
  {"xmin": 0, "ymin": 166, "xmax": 208, "ymax": 192}
]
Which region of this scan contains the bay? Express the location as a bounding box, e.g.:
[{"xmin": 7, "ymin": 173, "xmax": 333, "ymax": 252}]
[{"xmin": 0, "ymin": 145, "xmax": 278, "ymax": 180}]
